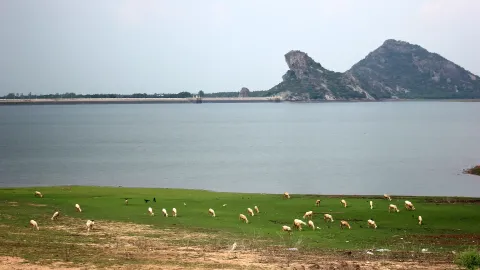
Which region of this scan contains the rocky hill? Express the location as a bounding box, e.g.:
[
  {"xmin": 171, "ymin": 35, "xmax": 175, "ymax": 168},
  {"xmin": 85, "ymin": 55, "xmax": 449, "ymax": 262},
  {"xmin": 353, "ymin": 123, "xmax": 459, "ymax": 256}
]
[{"xmin": 268, "ymin": 39, "xmax": 480, "ymax": 101}]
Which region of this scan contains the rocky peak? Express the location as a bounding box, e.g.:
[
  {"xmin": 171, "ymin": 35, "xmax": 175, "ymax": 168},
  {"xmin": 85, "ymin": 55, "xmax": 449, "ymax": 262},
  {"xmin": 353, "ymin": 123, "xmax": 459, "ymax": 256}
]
[{"xmin": 284, "ymin": 50, "xmax": 325, "ymax": 79}]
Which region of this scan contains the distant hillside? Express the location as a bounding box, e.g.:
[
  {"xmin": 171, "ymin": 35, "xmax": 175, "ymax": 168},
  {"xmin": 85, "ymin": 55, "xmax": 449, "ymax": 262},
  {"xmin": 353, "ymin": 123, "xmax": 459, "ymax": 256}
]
[{"xmin": 268, "ymin": 39, "xmax": 480, "ymax": 101}]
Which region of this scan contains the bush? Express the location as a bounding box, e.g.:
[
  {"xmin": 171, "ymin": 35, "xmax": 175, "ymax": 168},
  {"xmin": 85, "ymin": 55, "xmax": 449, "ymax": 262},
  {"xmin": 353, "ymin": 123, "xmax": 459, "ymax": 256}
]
[
  {"xmin": 455, "ymin": 250, "xmax": 480, "ymax": 270},
  {"xmin": 465, "ymin": 166, "xmax": 480, "ymax": 176}
]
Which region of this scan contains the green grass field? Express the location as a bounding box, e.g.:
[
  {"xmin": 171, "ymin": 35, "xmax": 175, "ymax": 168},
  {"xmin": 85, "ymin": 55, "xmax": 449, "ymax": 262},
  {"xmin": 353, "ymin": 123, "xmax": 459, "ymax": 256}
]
[{"xmin": 0, "ymin": 186, "xmax": 479, "ymax": 267}]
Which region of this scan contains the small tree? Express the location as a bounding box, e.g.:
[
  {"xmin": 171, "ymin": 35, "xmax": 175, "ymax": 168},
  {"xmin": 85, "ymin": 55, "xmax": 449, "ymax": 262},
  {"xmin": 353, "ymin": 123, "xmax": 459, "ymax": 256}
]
[{"xmin": 198, "ymin": 90, "xmax": 205, "ymax": 97}]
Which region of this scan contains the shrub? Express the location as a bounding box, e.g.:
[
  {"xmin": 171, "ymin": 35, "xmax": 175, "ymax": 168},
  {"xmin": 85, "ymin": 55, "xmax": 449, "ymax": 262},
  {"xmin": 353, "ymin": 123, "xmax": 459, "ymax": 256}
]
[{"xmin": 455, "ymin": 250, "xmax": 480, "ymax": 270}]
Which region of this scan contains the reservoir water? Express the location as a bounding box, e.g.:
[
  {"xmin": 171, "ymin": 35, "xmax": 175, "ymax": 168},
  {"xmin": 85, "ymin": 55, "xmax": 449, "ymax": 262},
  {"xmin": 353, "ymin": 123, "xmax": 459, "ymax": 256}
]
[{"xmin": 0, "ymin": 101, "xmax": 479, "ymax": 197}]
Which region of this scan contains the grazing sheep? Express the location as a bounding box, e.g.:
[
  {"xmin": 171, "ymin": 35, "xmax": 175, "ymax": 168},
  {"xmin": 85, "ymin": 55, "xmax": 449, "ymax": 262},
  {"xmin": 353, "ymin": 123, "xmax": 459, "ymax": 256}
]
[
  {"xmin": 75, "ymin": 204, "xmax": 82, "ymax": 212},
  {"xmin": 239, "ymin": 213, "xmax": 249, "ymax": 223},
  {"xmin": 254, "ymin": 205, "xmax": 259, "ymax": 214},
  {"xmin": 86, "ymin": 220, "xmax": 94, "ymax": 232},
  {"xmin": 369, "ymin": 200, "xmax": 373, "ymax": 209},
  {"xmin": 315, "ymin": 199, "xmax": 321, "ymax": 207},
  {"xmin": 303, "ymin": 210, "xmax": 313, "ymax": 220},
  {"xmin": 308, "ymin": 220, "xmax": 315, "ymax": 230},
  {"xmin": 282, "ymin": 225, "xmax": 292, "ymax": 233},
  {"xmin": 208, "ymin": 208, "xmax": 216, "ymax": 217},
  {"xmin": 172, "ymin": 208, "xmax": 177, "ymax": 217},
  {"xmin": 51, "ymin": 211, "xmax": 60, "ymax": 221},
  {"xmin": 340, "ymin": 199, "xmax": 348, "ymax": 208},
  {"xmin": 418, "ymin": 215, "xmax": 423, "ymax": 225},
  {"xmin": 29, "ymin": 220, "xmax": 39, "ymax": 230},
  {"xmin": 340, "ymin": 220, "xmax": 351, "ymax": 229},
  {"xmin": 367, "ymin": 219, "xmax": 377, "ymax": 229},
  {"xmin": 283, "ymin": 192, "xmax": 290, "ymax": 199},
  {"xmin": 405, "ymin": 200, "xmax": 415, "ymax": 210},
  {"xmin": 125, "ymin": 199, "xmax": 128, "ymax": 205},
  {"xmin": 384, "ymin": 194, "xmax": 392, "ymax": 201},
  {"xmin": 247, "ymin": 207, "xmax": 254, "ymax": 216},
  {"xmin": 162, "ymin": 208, "xmax": 168, "ymax": 217},
  {"xmin": 388, "ymin": 204, "xmax": 400, "ymax": 213},
  {"xmin": 34, "ymin": 191, "xmax": 43, "ymax": 198},
  {"xmin": 148, "ymin": 207, "xmax": 154, "ymax": 216},
  {"xmin": 293, "ymin": 219, "xmax": 306, "ymax": 231},
  {"xmin": 324, "ymin": 214, "xmax": 334, "ymax": 222}
]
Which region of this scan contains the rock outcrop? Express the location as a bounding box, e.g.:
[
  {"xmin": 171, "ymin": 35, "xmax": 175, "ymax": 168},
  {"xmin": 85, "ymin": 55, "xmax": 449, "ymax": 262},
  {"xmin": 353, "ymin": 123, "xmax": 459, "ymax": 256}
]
[
  {"xmin": 239, "ymin": 87, "xmax": 250, "ymax": 97},
  {"xmin": 268, "ymin": 39, "xmax": 480, "ymax": 100}
]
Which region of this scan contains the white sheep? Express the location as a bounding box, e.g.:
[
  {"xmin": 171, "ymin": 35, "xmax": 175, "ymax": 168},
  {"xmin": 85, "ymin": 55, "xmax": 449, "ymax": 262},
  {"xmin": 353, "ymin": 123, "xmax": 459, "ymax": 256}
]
[
  {"xmin": 239, "ymin": 213, "xmax": 249, "ymax": 223},
  {"xmin": 303, "ymin": 210, "xmax": 313, "ymax": 220},
  {"xmin": 254, "ymin": 205, "xmax": 259, "ymax": 214},
  {"xmin": 367, "ymin": 219, "xmax": 377, "ymax": 229},
  {"xmin": 34, "ymin": 191, "xmax": 43, "ymax": 198},
  {"xmin": 172, "ymin": 208, "xmax": 177, "ymax": 217},
  {"xmin": 384, "ymin": 194, "xmax": 392, "ymax": 201},
  {"xmin": 340, "ymin": 220, "xmax": 351, "ymax": 229},
  {"xmin": 29, "ymin": 220, "xmax": 39, "ymax": 230},
  {"xmin": 388, "ymin": 204, "xmax": 400, "ymax": 213},
  {"xmin": 341, "ymin": 199, "xmax": 347, "ymax": 208},
  {"xmin": 293, "ymin": 219, "xmax": 306, "ymax": 231},
  {"xmin": 315, "ymin": 199, "xmax": 321, "ymax": 207},
  {"xmin": 125, "ymin": 199, "xmax": 128, "ymax": 205},
  {"xmin": 282, "ymin": 225, "xmax": 292, "ymax": 233},
  {"xmin": 247, "ymin": 207, "xmax": 254, "ymax": 216},
  {"xmin": 86, "ymin": 220, "xmax": 94, "ymax": 232},
  {"xmin": 51, "ymin": 211, "xmax": 60, "ymax": 221},
  {"xmin": 162, "ymin": 208, "xmax": 168, "ymax": 217},
  {"xmin": 283, "ymin": 192, "xmax": 290, "ymax": 199},
  {"xmin": 418, "ymin": 215, "xmax": 423, "ymax": 225},
  {"xmin": 148, "ymin": 207, "xmax": 154, "ymax": 216},
  {"xmin": 405, "ymin": 200, "xmax": 415, "ymax": 210},
  {"xmin": 75, "ymin": 204, "xmax": 82, "ymax": 212},
  {"xmin": 208, "ymin": 208, "xmax": 215, "ymax": 217},
  {"xmin": 324, "ymin": 213, "xmax": 334, "ymax": 222},
  {"xmin": 369, "ymin": 200, "xmax": 373, "ymax": 209},
  {"xmin": 308, "ymin": 220, "xmax": 315, "ymax": 230}
]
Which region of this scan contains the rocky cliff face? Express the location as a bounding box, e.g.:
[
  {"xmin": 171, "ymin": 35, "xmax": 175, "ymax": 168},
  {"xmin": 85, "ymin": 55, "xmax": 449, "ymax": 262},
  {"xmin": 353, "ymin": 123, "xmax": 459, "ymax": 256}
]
[{"xmin": 268, "ymin": 39, "xmax": 480, "ymax": 100}]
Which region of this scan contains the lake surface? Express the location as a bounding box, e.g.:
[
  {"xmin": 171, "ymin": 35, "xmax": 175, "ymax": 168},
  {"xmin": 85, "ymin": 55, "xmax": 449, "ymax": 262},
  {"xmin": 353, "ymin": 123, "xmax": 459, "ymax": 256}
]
[{"xmin": 0, "ymin": 101, "xmax": 479, "ymax": 197}]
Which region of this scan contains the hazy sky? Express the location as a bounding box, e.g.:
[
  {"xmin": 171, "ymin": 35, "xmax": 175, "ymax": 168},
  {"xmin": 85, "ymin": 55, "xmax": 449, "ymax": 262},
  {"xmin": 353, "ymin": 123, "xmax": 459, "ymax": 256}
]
[{"xmin": 1, "ymin": 0, "xmax": 479, "ymax": 95}]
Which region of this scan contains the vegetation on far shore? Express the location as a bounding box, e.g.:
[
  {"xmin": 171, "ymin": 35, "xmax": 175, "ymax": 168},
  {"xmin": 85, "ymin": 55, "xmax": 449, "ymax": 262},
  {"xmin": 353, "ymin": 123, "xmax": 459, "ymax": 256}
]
[
  {"xmin": 465, "ymin": 165, "xmax": 480, "ymax": 176},
  {"xmin": 1, "ymin": 186, "xmax": 480, "ymax": 268}
]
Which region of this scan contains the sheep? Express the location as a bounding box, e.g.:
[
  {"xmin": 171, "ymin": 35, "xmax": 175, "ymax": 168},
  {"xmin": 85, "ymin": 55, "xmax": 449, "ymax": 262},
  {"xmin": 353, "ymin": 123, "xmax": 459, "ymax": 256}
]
[
  {"xmin": 283, "ymin": 192, "xmax": 290, "ymax": 199},
  {"xmin": 75, "ymin": 204, "xmax": 82, "ymax": 212},
  {"xmin": 384, "ymin": 194, "xmax": 392, "ymax": 201},
  {"xmin": 247, "ymin": 207, "xmax": 254, "ymax": 216},
  {"xmin": 208, "ymin": 208, "xmax": 215, "ymax": 217},
  {"xmin": 86, "ymin": 220, "xmax": 94, "ymax": 232},
  {"xmin": 282, "ymin": 225, "xmax": 292, "ymax": 233},
  {"xmin": 34, "ymin": 191, "xmax": 43, "ymax": 198},
  {"xmin": 369, "ymin": 200, "xmax": 373, "ymax": 209},
  {"xmin": 239, "ymin": 213, "xmax": 249, "ymax": 224},
  {"xmin": 405, "ymin": 200, "xmax": 415, "ymax": 210},
  {"xmin": 293, "ymin": 219, "xmax": 306, "ymax": 231},
  {"xmin": 308, "ymin": 220, "xmax": 315, "ymax": 230},
  {"xmin": 324, "ymin": 213, "xmax": 334, "ymax": 222},
  {"xmin": 254, "ymin": 205, "xmax": 259, "ymax": 214},
  {"xmin": 367, "ymin": 219, "xmax": 377, "ymax": 229},
  {"xmin": 340, "ymin": 220, "xmax": 351, "ymax": 229},
  {"xmin": 341, "ymin": 199, "xmax": 347, "ymax": 208},
  {"xmin": 418, "ymin": 215, "xmax": 423, "ymax": 225},
  {"xmin": 29, "ymin": 220, "xmax": 39, "ymax": 230},
  {"xmin": 388, "ymin": 204, "xmax": 400, "ymax": 213},
  {"xmin": 161, "ymin": 208, "xmax": 168, "ymax": 217},
  {"xmin": 172, "ymin": 208, "xmax": 177, "ymax": 217},
  {"xmin": 125, "ymin": 199, "xmax": 128, "ymax": 205},
  {"xmin": 315, "ymin": 199, "xmax": 321, "ymax": 207},
  {"xmin": 148, "ymin": 207, "xmax": 154, "ymax": 216},
  {"xmin": 303, "ymin": 210, "xmax": 313, "ymax": 220},
  {"xmin": 51, "ymin": 211, "xmax": 60, "ymax": 221}
]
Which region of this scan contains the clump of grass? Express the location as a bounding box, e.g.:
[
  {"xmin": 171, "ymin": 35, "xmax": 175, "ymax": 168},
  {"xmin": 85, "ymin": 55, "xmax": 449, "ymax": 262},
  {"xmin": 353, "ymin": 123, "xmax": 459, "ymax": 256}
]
[
  {"xmin": 455, "ymin": 249, "xmax": 480, "ymax": 270},
  {"xmin": 465, "ymin": 165, "xmax": 480, "ymax": 176}
]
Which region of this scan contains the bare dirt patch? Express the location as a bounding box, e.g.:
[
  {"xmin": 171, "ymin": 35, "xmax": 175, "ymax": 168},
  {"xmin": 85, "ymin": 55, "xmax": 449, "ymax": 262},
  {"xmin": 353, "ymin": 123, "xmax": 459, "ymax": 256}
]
[
  {"xmin": 28, "ymin": 203, "xmax": 47, "ymax": 207},
  {"xmin": 7, "ymin": 201, "xmax": 19, "ymax": 206},
  {"xmin": 0, "ymin": 217, "xmax": 461, "ymax": 269}
]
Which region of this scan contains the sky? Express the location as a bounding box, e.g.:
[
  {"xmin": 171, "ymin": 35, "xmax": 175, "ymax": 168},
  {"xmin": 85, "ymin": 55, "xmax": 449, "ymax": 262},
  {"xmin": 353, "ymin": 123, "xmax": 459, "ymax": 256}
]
[{"xmin": 0, "ymin": 0, "xmax": 479, "ymax": 95}]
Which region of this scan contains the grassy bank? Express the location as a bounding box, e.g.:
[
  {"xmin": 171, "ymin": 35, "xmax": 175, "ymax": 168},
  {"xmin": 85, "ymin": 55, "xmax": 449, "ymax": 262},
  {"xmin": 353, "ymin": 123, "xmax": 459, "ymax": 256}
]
[{"xmin": 1, "ymin": 186, "xmax": 479, "ymax": 268}]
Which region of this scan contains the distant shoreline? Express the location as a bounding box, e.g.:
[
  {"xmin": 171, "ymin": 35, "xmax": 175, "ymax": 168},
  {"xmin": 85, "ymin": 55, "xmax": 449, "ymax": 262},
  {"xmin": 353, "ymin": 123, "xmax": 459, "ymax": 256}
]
[{"xmin": 1, "ymin": 97, "xmax": 479, "ymax": 105}]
